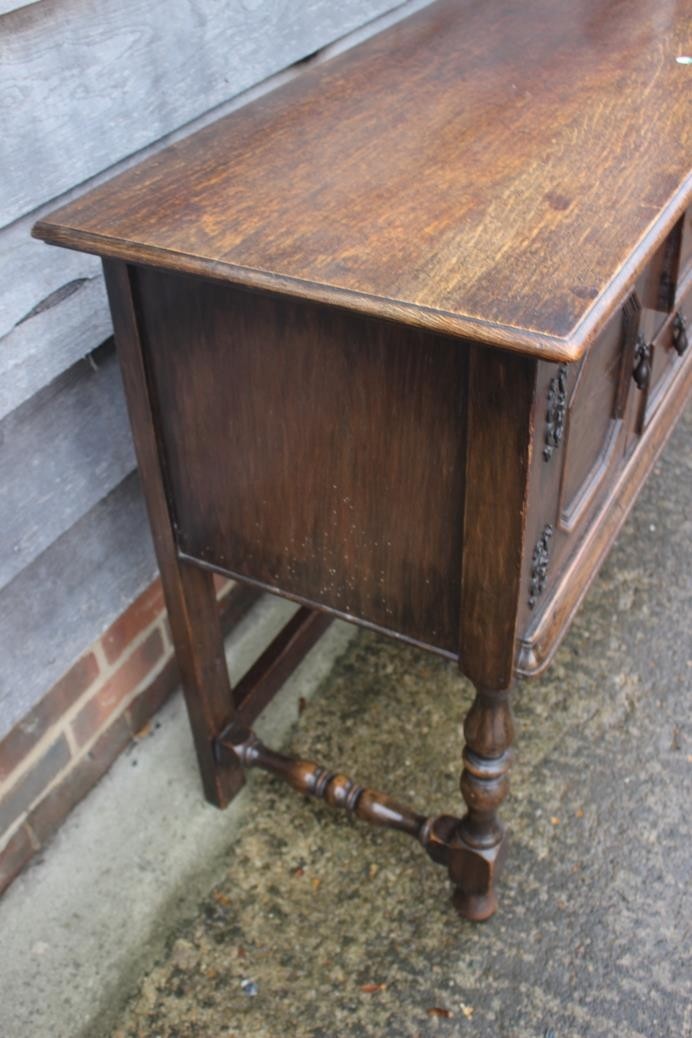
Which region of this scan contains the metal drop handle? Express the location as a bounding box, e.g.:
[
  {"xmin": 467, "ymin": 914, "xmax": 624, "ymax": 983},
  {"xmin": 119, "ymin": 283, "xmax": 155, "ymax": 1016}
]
[
  {"xmin": 672, "ymin": 311, "xmax": 688, "ymax": 356},
  {"xmin": 633, "ymin": 335, "xmax": 651, "ymax": 390}
]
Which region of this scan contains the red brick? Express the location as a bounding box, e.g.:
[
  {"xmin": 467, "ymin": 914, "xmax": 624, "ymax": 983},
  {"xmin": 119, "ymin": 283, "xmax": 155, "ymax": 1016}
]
[
  {"xmin": 0, "ymin": 823, "xmax": 38, "ymax": 896},
  {"xmin": 28, "ymin": 717, "xmax": 132, "ymax": 846},
  {"xmin": 0, "ymin": 653, "xmax": 99, "ymax": 783},
  {"xmin": 71, "ymin": 628, "xmax": 165, "ymax": 747},
  {"xmin": 127, "ymin": 586, "xmax": 258, "ymax": 736},
  {"xmin": 102, "ymin": 580, "xmax": 166, "ymax": 665},
  {"xmin": 126, "ymin": 653, "xmax": 179, "ymax": 735},
  {"xmin": 0, "ymin": 735, "xmax": 72, "ymax": 839}
]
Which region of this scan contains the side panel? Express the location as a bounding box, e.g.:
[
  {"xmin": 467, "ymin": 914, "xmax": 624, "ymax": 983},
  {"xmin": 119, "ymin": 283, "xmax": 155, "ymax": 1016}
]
[{"xmin": 135, "ymin": 267, "xmax": 467, "ymax": 654}]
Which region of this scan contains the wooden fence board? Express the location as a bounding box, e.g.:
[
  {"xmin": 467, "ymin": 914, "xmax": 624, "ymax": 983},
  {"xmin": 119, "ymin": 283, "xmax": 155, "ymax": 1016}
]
[
  {"xmin": 1, "ymin": 2, "xmax": 432, "ymax": 410},
  {"xmin": 0, "ymin": 212, "xmax": 104, "ymax": 342},
  {"xmin": 0, "ymin": 277, "xmax": 110, "ymax": 423},
  {"xmin": 0, "ymin": 343, "xmax": 135, "ymax": 591},
  {"xmin": 0, "ymin": 472, "xmax": 155, "ymax": 740}
]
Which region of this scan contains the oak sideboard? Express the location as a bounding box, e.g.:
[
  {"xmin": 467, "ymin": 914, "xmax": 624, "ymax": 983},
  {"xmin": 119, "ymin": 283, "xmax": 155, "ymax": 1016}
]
[{"xmin": 34, "ymin": 0, "xmax": 691, "ymax": 920}]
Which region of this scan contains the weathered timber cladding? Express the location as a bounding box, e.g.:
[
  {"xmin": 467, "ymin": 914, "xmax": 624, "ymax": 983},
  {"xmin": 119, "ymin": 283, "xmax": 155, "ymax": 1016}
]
[
  {"xmin": 0, "ymin": 213, "xmax": 107, "ymax": 421},
  {"xmin": 0, "ymin": 0, "xmax": 404, "ymax": 229},
  {"xmin": 0, "ymin": 0, "xmax": 34, "ymax": 15},
  {"xmin": 0, "ymin": 343, "xmax": 134, "ymax": 590},
  {"xmin": 0, "ymin": 0, "xmax": 416, "ymax": 736},
  {"xmin": 0, "ymin": 0, "xmax": 411, "ymax": 416},
  {"xmin": 0, "ymin": 473, "xmax": 156, "ymax": 739}
]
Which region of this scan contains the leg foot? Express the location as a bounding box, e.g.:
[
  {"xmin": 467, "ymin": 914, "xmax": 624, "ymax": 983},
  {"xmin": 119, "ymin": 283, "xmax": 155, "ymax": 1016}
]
[{"xmin": 448, "ymin": 827, "xmax": 508, "ymax": 921}]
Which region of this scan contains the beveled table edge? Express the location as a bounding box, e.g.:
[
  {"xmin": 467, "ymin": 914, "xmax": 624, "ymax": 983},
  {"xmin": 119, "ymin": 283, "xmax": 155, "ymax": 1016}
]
[{"xmin": 33, "ymin": 174, "xmax": 691, "ymax": 363}]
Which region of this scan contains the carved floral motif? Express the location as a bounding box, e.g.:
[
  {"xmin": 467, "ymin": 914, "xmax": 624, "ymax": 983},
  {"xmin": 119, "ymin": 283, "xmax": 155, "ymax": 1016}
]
[
  {"xmin": 543, "ymin": 364, "xmax": 568, "ymax": 460},
  {"xmin": 528, "ymin": 524, "xmax": 553, "ymax": 609}
]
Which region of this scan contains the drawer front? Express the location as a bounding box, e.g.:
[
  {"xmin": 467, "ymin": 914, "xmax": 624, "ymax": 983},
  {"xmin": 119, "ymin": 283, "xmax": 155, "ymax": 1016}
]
[
  {"xmin": 560, "ymin": 210, "xmax": 691, "ymax": 488},
  {"xmin": 517, "ymin": 305, "xmax": 632, "ymax": 629},
  {"xmin": 558, "ymin": 308, "xmax": 628, "ymax": 533},
  {"xmin": 635, "ymin": 276, "xmax": 691, "ymax": 433},
  {"xmin": 518, "ymin": 258, "xmax": 690, "ymax": 636},
  {"xmin": 517, "ymin": 251, "xmax": 692, "ymax": 673},
  {"xmin": 677, "ymin": 205, "xmax": 692, "ymax": 287},
  {"xmin": 634, "ymin": 206, "xmax": 688, "ymax": 343}
]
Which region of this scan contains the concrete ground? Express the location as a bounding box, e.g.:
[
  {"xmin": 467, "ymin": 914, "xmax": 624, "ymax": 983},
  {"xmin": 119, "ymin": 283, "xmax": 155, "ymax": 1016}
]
[{"xmin": 0, "ymin": 407, "xmax": 690, "ymax": 1038}]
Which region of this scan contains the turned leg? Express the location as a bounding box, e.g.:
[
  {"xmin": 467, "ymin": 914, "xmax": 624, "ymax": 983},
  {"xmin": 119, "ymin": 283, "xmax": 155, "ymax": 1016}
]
[
  {"xmin": 216, "ymin": 685, "xmax": 515, "ymax": 922},
  {"xmin": 448, "ymin": 683, "xmax": 514, "ymax": 921}
]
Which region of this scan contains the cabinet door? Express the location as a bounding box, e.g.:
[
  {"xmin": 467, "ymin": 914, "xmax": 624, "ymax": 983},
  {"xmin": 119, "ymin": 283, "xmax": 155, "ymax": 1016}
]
[
  {"xmin": 517, "ymin": 305, "xmax": 632, "ymax": 635},
  {"xmin": 557, "ymin": 308, "xmax": 630, "ymax": 537},
  {"xmin": 638, "ymin": 282, "xmax": 691, "ymax": 431}
]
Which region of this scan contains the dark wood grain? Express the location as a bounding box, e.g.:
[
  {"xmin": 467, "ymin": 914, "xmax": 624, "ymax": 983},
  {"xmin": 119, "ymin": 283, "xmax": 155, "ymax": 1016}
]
[
  {"xmin": 559, "ymin": 312, "xmax": 628, "ymax": 530},
  {"xmin": 459, "ymin": 346, "xmax": 536, "ymax": 690},
  {"xmin": 451, "ymin": 683, "xmax": 515, "ymax": 922},
  {"xmin": 134, "ymin": 267, "xmax": 466, "ymax": 655},
  {"xmin": 33, "ymin": 0, "xmax": 692, "ymax": 361},
  {"xmin": 217, "ymin": 723, "xmax": 462, "ymax": 868},
  {"xmin": 232, "ymin": 607, "xmax": 334, "ymax": 726},
  {"xmin": 518, "ymin": 322, "xmax": 692, "ymax": 677},
  {"xmin": 28, "ymin": 0, "xmax": 692, "ymax": 924},
  {"xmin": 102, "ymin": 259, "xmax": 244, "ymax": 807},
  {"xmin": 453, "ymin": 348, "xmax": 535, "ymax": 918}
]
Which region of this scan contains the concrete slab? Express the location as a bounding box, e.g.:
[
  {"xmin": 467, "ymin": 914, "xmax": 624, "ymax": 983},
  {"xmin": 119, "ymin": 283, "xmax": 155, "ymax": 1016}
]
[{"xmin": 0, "ymin": 596, "xmax": 356, "ymax": 1038}]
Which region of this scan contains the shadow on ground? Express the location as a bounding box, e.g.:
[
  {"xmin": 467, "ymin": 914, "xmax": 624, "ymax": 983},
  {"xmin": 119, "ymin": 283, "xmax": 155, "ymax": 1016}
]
[{"xmin": 113, "ymin": 409, "xmax": 691, "ymax": 1038}]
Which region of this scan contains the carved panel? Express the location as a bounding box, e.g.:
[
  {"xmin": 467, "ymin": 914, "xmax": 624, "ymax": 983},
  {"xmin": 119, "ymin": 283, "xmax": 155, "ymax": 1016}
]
[
  {"xmin": 543, "ymin": 364, "xmax": 567, "ymax": 460},
  {"xmin": 137, "ymin": 267, "xmax": 466, "ymax": 654},
  {"xmin": 558, "ymin": 307, "xmax": 628, "ymax": 532}
]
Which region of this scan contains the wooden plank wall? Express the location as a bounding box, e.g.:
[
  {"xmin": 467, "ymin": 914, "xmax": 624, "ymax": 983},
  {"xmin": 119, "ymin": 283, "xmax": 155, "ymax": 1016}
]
[{"xmin": 0, "ymin": 0, "xmax": 427, "ymax": 737}]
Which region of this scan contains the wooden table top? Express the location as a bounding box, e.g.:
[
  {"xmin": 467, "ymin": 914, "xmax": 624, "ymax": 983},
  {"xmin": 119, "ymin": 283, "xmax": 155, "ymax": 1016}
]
[{"xmin": 34, "ymin": 0, "xmax": 691, "ymax": 362}]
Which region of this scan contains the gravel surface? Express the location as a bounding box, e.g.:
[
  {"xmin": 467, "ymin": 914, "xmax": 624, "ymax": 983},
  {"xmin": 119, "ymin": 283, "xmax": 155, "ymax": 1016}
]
[{"xmin": 112, "ymin": 408, "xmax": 692, "ymax": 1038}]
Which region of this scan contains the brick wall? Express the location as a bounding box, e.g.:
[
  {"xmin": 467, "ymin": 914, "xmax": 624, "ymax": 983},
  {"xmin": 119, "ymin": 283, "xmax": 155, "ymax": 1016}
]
[{"xmin": 0, "ymin": 577, "xmax": 259, "ymax": 895}]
